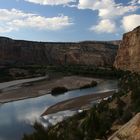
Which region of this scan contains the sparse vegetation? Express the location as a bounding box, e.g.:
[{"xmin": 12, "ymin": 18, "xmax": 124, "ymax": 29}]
[
  {"xmin": 47, "ymin": 65, "xmax": 124, "ymax": 79},
  {"xmin": 51, "ymin": 87, "xmax": 68, "ymax": 96},
  {"xmin": 0, "ymin": 64, "xmax": 124, "ymax": 82},
  {"xmin": 0, "ymin": 65, "xmax": 47, "ymax": 82},
  {"xmin": 80, "ymin": 80, "xmax": 97, "ymax": 89}
]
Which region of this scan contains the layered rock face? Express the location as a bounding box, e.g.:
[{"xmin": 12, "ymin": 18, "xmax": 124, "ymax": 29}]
[
  {"xmin": 0, "ymin": 37, "xmax": 119, "ymax": 67},
  {"xmin": 114, "ymin": 26, "xmax": 140, "ymax": 72},
  {"xmin": 109, "ymin": 113, "xmax": 140, "ymax": 140}
]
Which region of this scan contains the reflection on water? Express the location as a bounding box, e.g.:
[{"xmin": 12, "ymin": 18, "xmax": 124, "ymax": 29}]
[
  {"xmin": 41, "ymin": 110, "xmax": 77, "ymax": 128},
  {"xmin": 0, "ymin": 80, "xmax": 118, "ymax": 140}
]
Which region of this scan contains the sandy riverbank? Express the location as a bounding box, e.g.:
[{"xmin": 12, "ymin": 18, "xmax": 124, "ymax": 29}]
[
  {"xmin": 42, "ymin": 91, "xmax": 114, "ymax": 116},
  {"xmin": 0, "ymin": 76, "xmax": 103, "ymax": 103}
]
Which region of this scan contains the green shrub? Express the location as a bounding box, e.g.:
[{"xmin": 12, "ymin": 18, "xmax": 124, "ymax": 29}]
[
  {"xmin": 121, "ymin": 109, "xmax": 132, "ymax": 124},
  {"xmin": 51, "ymin": 87, "xmax": 68, "ymax": 95},
  {"xmin": 80, "ymin": 80, "xmax": 97, "ymax": 89},
  {"xmin": 80, "ymin": 84, "xmax": 91, "ymax": 89},
  {"xmin": 90, "ymin": 80, "xmax": 98, "ymax": 87}
]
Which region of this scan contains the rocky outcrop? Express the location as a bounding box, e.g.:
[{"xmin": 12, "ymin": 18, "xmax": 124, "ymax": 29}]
[
  {"xmin": 109, "ymin": 113, "xmax": 140, "ymax": 140},
  {"xmin": 114, "ymin": 26, "xmax": 140, "ymax": 72},
  {"xmin": 0, "ymin": 37, "xmax": 119, "ymax": 67}
]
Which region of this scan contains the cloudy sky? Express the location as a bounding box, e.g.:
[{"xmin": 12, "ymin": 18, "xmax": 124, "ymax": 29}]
[{"xmin": 0, "ymin": 0, "xmax": 140, "ymax": 42}]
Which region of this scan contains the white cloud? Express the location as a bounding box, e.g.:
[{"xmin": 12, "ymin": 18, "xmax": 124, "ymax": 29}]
[
  {"xmin": 78, "ymin": 0, "xmax": 139, "ymax": 33},
  {"xmin": 8, "ymin": 14, "xmax": 73, "ymax": 30},
  {"xmin": 129, "ymin": 0, "xmax": 140, "ymax": 5},
  {"xmin": 78, "ymin": 0, "xmax": 95, "ymax": 10},
  {"xmin": 0, "ymin": 9, "xmax": 73, "ymax": 33},
  {"xmin": 122, "ymin": 14, "xmax": 140, "ymax": 32},
  {"xmin": 99, "ymin": 5, "xmax": 138, "ymax": 19},
  {"xmin": 78, "ymin": 0, "xmax": 138, "ymax": 19},
  {"xmin": 0, "ymin": 8, "xmax": 34, "ymax": 21},
  {"xmin": 90, "ymin": 19, "xmax": 116, "ymax": 33},
  {"xmin": 24, "ymin": 0, "xmax": 76, "ymax": 5}
]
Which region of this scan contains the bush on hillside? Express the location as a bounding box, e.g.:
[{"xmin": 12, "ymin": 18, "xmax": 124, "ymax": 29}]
[{"xmin": 121, "ymin": 109, "xmax": 132, "ymax": 124}]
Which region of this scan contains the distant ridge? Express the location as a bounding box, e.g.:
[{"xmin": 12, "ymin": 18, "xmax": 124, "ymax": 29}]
[
  {"xmin": 0, "ymin": 36, "xmax": 120, "ymax": 67},
  {"xmin": 0, "ymin": 36, "xmax": 121, "ymax": 44}
]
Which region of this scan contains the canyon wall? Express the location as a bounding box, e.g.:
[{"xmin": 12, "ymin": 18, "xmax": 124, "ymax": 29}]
[
  {"xmin": 114, "ymin": 26, "xmax": 140, "ymax": 72},
  {"xmin": 109, "ymin": 113, "xmax": 140, "ymax": 140},
  {"xmin": 0, "ymin": 37, "xmax": 119, "ymax": 67}
]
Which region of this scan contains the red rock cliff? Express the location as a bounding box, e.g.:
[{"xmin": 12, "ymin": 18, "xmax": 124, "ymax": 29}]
[
  {"xmin": 114, "ymin": 26, "xmax": 140, "ymax": 72},
  {"xmin": 0, "ymin": 37, "xmax": 119, "ymax": 67}
]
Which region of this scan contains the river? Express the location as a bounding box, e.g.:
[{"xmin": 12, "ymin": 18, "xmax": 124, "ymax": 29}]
[{"xmin": 0, "ymin": 79, "xmax": 118, "ymax": 140}]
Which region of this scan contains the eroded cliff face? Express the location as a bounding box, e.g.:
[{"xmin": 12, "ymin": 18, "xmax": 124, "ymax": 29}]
[
  {"xmin": 114, "ymin": 26, "xmax": 140, "ymax": 72},
  {"xmin": 0, "ymin": 37, "xmax": 119, "ymax": 67},
  {"xmin": 109, "ymin": 113, "xmax": 140, "ymax": 140}
]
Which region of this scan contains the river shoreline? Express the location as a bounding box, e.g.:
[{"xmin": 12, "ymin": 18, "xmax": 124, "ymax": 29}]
[
  {"xmin": 0, "ymin": 76, "xmax": 103, "ymax": 104},
  {"xmin": 0, "ymin": 77, "xmax": 118, "ymax": 140},
  {"xmin": 42, "ymin": 90, "xmax": 115, "ymax": 116}
]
